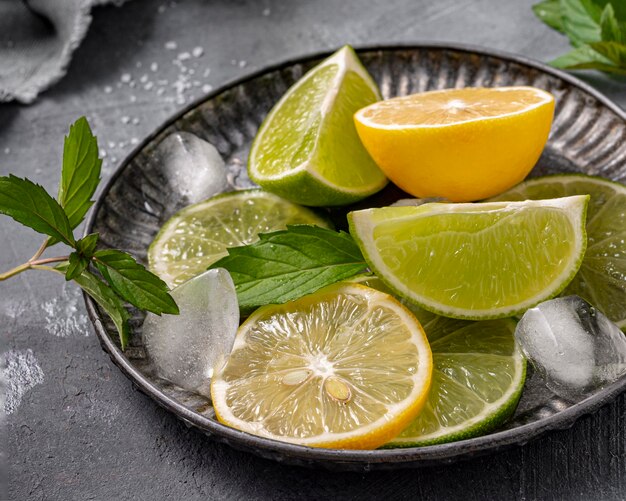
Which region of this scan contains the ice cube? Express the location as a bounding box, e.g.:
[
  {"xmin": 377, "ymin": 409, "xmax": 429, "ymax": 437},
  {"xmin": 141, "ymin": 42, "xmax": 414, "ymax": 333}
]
[
  {"xmin": 515, "ymin": 295, "xmax": 626, "ymax": 401},
  {"xmin": 151, "ymin": 131, "xmax": 228, "ymax": 207},
  {"xmin": 142, "ymin": 268, "xmax": 239, "ymax": 397}
]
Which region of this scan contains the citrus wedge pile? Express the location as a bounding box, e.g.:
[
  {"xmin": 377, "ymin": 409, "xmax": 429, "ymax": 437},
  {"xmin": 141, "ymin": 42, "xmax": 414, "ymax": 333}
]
[
  {"xmin": 354, "ymin": 86, "xmax": 555, "ymax": 201},
  {"xmin": 148, "ymin": 190, "xmax": 330, "ymax": 287},
  {"xmin": 211, "ymin": 283, "xmax": 433, "ymax": 449},
  {"xmin": 490, "ymin": 174, "xmax": 626, "ymax": 329},
  {"xmin": 349, "ymin": 196, "xmax": 589, "ymax": 319},
  {"xmin": 248, "ymin": 46, "xmax": 387, "ymax": 206}
]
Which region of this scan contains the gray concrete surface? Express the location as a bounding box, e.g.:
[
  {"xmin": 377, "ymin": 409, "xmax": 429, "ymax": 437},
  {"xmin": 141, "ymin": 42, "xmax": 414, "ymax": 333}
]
[{"xmin": 2, "ymin": 0, "xmax": 625, "ymax": 499}]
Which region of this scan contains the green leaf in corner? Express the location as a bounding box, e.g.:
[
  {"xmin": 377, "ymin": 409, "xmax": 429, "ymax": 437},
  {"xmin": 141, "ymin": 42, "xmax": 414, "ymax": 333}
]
[
  {"xmin": 590, "ymin": 40, "xmax": 626, "ymax": 66},
  {"xmin": 551, "ymin": 44, "xmax": 626, "ymax": 73},
  {"xmin": 0, "ymin": 175, "xmax": 76, "ymax": 246},
  {"xmin": 57, "ymin": 117, "xmax": 102, "ymax": 229},
  {"xmin": 209, "ymin": 225, "xmax": 368, "ymax": 315},
  {"xmin": 59, "ymin": 263, "xmax": 131, "ymax": 349},
  {"xmin": 561, "ymin": 0, "xmax": 602, "ymax": 47},
  {"xmin": 600, "ymin": 3, "xmax": 626, "ymax": 43},
  {"xmin": 64, "ymin": 252, "xmax": 90, "ymax": 281},
  {"xmin": 533, "ymin": 0, "xmax": 565, "ymax": 32},
  {"xmin": 94, "ymin": 249, "xmax": 179, "ymax": 315}
]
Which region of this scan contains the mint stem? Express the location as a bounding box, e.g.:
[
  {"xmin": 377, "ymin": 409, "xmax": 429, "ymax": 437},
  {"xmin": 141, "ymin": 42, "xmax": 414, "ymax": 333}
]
[
  {"xmin": 29, "ymin": 239, "xmax": 48, "ymax": 262},
  {"xmin": 0, "ymin": 255, "xmax": 70, "ymax": 281}
]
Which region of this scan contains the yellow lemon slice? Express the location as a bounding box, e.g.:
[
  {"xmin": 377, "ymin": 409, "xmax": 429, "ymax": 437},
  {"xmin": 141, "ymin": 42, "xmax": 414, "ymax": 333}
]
[{"xmin": 211, "ymin": 283, "xmax": 433, "ymax": 449}]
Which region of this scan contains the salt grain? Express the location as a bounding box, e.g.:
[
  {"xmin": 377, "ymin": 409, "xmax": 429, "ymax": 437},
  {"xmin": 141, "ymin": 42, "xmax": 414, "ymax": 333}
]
[
  {"xmin": 165, "ymin": 41, "xmax": 178, "ymax": 50},
  {"xmin": 192, "ymin": 46, "xmax": 204, "ymax": 58},
  {"xmin": 150, "ymin": 62, "xmax": 159, "ymax": 72},
  {"xmin": 120, "ymin": 73, "xmax": 132, "ymax": 83}
]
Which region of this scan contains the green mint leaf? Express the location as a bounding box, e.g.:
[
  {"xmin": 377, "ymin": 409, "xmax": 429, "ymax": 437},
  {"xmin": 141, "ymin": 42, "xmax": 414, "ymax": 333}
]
[
  {"xmin": 0, "ymin": 175, "xmax": 76, "ymax": 246},
  {"xmin": 209, "ymin": 225, "xmax": 368, "ymax": 315},
  {"xmin": 551, "ymin": 44, "xmax": 626, "ymax": 73},
  {"xmin": 94, "ymin": 249, "xmax": 179, "ymax": 315},
  {"xmin": 76, "ymin": 233, "xmax": 99, "ymax": 258},
  {"xmin": 590, "ymin": 40, "xmax": 626, "ymax": 66},
  {"xmin": 561, "ymin": 0, "xmax": 602, "ymax": 47},
  {"xmin": 533, "ymin": 0, "xmax": 565, "ymax": 32},
  {"xmin": 600, "ymin": 3, "xmax": 626, "ymax": 43},
  {"xmin": 57, "ymin": 117, "xmax": 102, "ymax": 229},
  {"xmin": 65, "ymin": 252, "xmax": 90, "ymax": 281},
  {"xmin": 58, "ymin": 263, "xmax": 131, "ymax": 349}
]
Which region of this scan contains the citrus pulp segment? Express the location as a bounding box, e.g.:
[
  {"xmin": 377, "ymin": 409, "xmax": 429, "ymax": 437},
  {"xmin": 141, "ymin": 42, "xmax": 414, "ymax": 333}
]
[
  {"xmin": 210, "ymin": 283, "xmax": 433, "ymax": 449},
  {"xmin": 348, "ymin": 196, "xmax": 589, "ymax": 319},
  {"xmin": 148, "ymin": 190, "xmax": 331, "ymax": 288},
  {"xmin": 353, "ymin": 86, "xmax": 555, "ymax": 202},
  {"xmin": 248, "ymin": 45, "xmax": 387, "ymax": 206},
  {"xmin": 489, "ymin": 174, "xmax": 626, "ymax": 329}
]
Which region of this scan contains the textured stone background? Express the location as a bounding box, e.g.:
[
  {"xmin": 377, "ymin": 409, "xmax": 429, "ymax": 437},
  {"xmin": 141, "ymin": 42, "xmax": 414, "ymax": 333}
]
[{"xmin": 1, "ymin": 1, "xmax": 625, "ymax": 500}]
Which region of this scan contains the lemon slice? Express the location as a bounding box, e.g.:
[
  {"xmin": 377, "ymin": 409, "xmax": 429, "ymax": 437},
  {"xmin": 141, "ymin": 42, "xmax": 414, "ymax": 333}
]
[
  {"xmin": 148, "ymin": 190, "xmax": 330, "ymax": 287},
  {"xmin": 490, "ymin": 174, "xmax": 626, "ymax": 329},
  {"xmin": 348, "ymin": 196, "xmax": 589, "ymax": 319},
  {"xmin": 211, "ymin": 283, "xmax": 433, "ymax": 449},
  {"xmin": 248, "ymin": 46, "xmax": 387, "ymax": 206},
  {"xmin": 353, "ymin": 86, "xmax": 555, "ymax": 202}
]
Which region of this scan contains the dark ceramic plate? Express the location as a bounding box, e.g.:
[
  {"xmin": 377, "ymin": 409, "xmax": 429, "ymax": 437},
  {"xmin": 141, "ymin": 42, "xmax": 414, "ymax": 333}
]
[{"xmin": 84, "ymin": 44, "xmax": 626, "ymax": 470}]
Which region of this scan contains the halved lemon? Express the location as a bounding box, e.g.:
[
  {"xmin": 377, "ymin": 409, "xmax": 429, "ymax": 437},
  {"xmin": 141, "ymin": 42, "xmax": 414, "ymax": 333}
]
[
  {"xmin": 354, "ymin": 86, "xmax": 555, "ymax": 202},
  {"xmin": 348, "ymin": 196, "xmax": 588, "ymax": 319},
  {"xmin": 211, "ymin": 283, "xmax": 433, "ymax": 449}
]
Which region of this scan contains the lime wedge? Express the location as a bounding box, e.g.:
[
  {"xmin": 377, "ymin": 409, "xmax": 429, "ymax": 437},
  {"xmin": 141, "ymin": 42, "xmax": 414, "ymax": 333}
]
[
  {"xmin": 248, "ymin": 45, "xmax": 387, "ymax": 206},
  {"xmin": 490, "ymin": 174, "xmax": 626, "ymax": 329},
  {"xmin": 387, "ymin": 318, "xmax": 526, "ymax": 447},
  {"xmin": 348, "ymin": 197, "xmax": 589, "ymax": 319},
  {"xmin": 148, "ymin": 190, "xmax": 331, "ymax": 287}
]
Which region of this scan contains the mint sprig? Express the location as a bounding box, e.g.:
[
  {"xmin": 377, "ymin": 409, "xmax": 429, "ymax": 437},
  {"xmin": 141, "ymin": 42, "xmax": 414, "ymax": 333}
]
[
  {"xmin": 209, "ymin": 225, "xmax": 368, "ymax": 314},
  {"xmin": 533, "ymin": 0, "xmax": 626, "ymax": 75},
  {"xmin": 0, "ymin": 117, "xmax": 178, "ymax": 349}
]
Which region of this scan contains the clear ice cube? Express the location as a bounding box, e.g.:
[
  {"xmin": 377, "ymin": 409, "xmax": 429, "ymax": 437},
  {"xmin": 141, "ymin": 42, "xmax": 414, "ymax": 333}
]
[
  {"xmin": 515, "ymin": 295, "xmax": 626, "ymax": 401},
  {"xmin": 152, "ymin": 131, "xmax": 228, "ymax": 207},
  {"xmin": 142, "ymin": 268, "xmax": 239, "ymax": 397}
]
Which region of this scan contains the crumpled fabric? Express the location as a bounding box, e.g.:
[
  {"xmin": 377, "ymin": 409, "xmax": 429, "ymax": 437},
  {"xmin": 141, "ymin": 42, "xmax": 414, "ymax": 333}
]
[{"xmin": 0, "ymin": 0, "xmax": 128, "ymax": 104}]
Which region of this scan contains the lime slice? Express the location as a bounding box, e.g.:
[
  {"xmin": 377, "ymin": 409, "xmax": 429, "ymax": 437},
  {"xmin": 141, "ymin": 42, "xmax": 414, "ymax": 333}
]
[
  {"xmin": 489, "ymin": 174, "xmax": 626, "ymax": 329},
  {"xmin": 211, "ymin": 283, "xmax": 433, "ymax": 450},
  {"xmin": 387, "ymin": 318, "xmax": 526, "ymax": 447},
  {"xmin": 347, "ymin": 275, "xmax": 526, "ymax": 447},
  {"xmin": 148, "ymin": 190, "xmax": 331, "ymax": 287},
  {"xmin": 348, "ymin": 196, "xmax": 589, "ymax": 319},
  {"xmin": 248, "ymin": 45, "xmax": 387, "ymax": 207}
]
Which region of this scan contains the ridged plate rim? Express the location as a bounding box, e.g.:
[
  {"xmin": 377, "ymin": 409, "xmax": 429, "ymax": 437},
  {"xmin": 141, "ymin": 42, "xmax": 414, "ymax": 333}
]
[{"xmin": 83, "ymin": 42, "xmax": 626, "ymax": 469}]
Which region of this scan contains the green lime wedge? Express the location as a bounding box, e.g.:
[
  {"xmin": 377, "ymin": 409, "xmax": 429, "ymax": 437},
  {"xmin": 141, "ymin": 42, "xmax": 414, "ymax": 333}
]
[
  {"xmin": 347, "ymin": 275, "xmax": 526, "ymax": 447},
  {"xmin": 489, "ymin": 174, "xmax": 626, "ymax": 329},
  {"xmin": 248, "ymin": 45, "xmax": 387, "ymax": 207},
  {"xmin": 387, "ymin": 318, "xmax": 526, "ymax": 447},
  {"xmin": 348, "ymin": 197, "xmax": 589, "ymax": 319},
  {"xmin": 148, "ymin": 190, "xmax": 331, "ymax": 287}
]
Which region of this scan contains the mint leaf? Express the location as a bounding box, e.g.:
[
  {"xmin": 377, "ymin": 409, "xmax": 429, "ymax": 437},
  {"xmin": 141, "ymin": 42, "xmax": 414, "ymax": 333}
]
[
  {"xmin": 533, "ymin": 0, "xmax": 565, "ymax": 32},
  {"xmin": 94, "ymin": 249, "xmax": 179, "ymax": 315},
  {"xmin": 0, "ymin": 175, "xmax": 76, "ymax": 246},
  {"xmin": 76, "ymin": 233, "xmax": 99, "ymax": 258},
  {"xmin": 590, "ymin": 40, "xmax": 626, "ymax": 66},
  {"xmin": 209, "ymin": 225, "xmax": 368, "ymax": 315},
  {"xmin": 65, "ymin": 252, "xmax": 89, "ymax": 281},
  {"xmin": 600, "ymin": 3, "xmax": 626, "ymax": 43},
  {"xmin": 551, "ymin": 44, "xmax": 626, "ymax": 73},
  {"xmin": 59, "ymin": 263, "xmax": 131, "ymax": 349},
  {"xmin": 561, "ymin": 0, "xmax": 602, "ymax": 47},
  {"xmin": 57, "ymin": 117, "xmax": 102, "ymax": 229}
]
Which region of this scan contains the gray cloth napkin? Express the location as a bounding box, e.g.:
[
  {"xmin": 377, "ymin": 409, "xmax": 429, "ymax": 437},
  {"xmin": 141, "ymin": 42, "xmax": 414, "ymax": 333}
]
[{"xmin": 0, "ymin": 0, "xmax": 126, "ymax": 104}]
